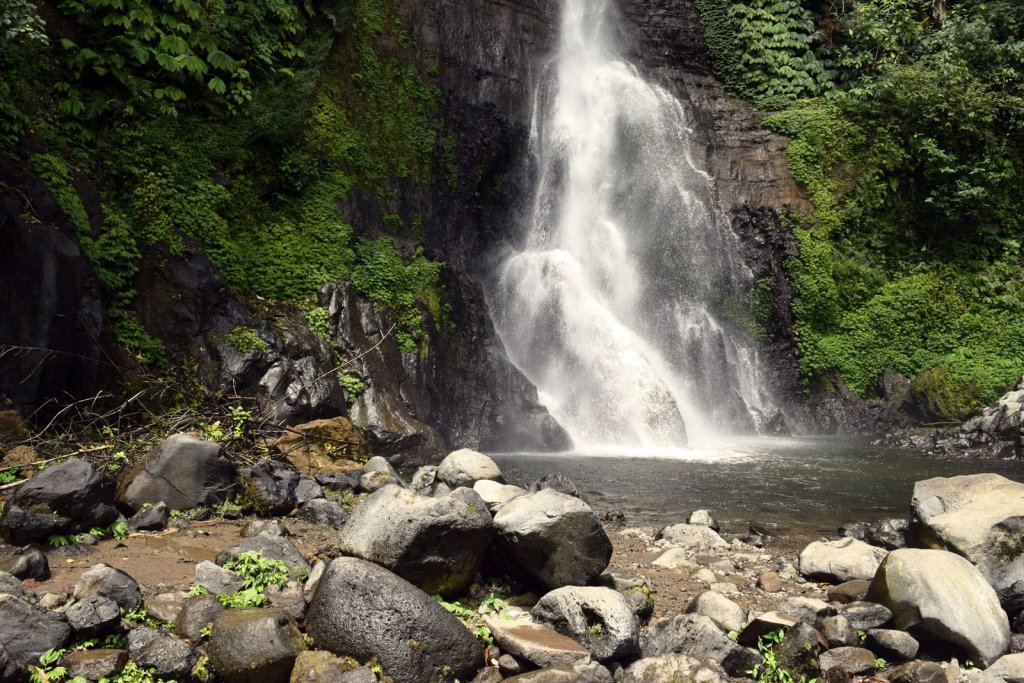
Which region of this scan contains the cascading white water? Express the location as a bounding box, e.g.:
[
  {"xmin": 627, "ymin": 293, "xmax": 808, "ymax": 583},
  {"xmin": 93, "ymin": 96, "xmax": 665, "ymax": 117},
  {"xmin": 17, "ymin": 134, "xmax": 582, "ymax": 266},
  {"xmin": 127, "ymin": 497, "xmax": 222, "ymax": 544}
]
[{"xmin": 488, "ymin": 0, "xmax": 776, "ymax": 449}]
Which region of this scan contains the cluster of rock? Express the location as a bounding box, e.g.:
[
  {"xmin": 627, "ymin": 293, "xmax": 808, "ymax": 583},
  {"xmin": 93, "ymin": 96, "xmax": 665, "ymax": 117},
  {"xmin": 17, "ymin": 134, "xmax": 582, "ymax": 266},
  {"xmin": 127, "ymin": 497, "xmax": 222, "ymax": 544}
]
[
  {"xmin": 880, "ymin": 378, "xmax": 1024, "ymax": 458},
  {"xmin": 2, "ymin": 426, "xmax": 1023, "ymax": 683}
]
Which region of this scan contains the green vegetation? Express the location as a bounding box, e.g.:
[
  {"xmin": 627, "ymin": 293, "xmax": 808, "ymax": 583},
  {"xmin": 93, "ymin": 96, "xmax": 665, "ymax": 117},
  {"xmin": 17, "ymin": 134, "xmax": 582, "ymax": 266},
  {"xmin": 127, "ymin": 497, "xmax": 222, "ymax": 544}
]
[
  {"xmin": 697, "ymin": 0, "xmax": 1024, "ymax": 419},
  {"xmin": 217, "ymin": 550, "xmax": 290, "ymax": 608},
  {"xmin": 1, "ymin": 0, "xmax": 449, "ymax": 381},
  {"xmin": 746, "ymin": 629, "xmax": 817, "ymax": 683}
]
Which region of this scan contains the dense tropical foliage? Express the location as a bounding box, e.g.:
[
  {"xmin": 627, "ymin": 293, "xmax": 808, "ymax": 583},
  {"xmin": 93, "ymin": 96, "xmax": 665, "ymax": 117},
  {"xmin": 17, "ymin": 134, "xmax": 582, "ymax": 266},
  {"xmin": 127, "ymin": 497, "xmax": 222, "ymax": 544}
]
[{"xmin": 697, "ymin": 0, "xmax": 1024, "ymax": 418}]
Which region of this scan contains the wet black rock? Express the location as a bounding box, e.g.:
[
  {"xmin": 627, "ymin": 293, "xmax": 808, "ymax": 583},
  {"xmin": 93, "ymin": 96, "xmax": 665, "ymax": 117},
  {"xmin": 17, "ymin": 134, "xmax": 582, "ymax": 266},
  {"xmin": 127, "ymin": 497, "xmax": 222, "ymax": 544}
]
[
  {"xmin": 65, "ymin": 596, "xmax": 121, "ymax": 638},
  {"xmin": 305, "ymin": 557, "xmax": 482, "ymax": 683},
  {"xmin": 208, "ymin": 608, "xmax": 304, "ymax": 683},
  {"xmin": 129, "ymin": 502, "xmax": 169, "ymax": 531},
  {"xmin": 0, "ymin": 594, "xmax": 71, "ymax": 663},
  {"xmin": 238, "ymin": 459, "xmax": 300, "ymax": 516},
  {"xmin": 127, "ymin": 627, "xmax": 196, "ymax": 680},
  {"xmin": 0, "ymin": 459, "xmax": 118, "ymax": 544}
]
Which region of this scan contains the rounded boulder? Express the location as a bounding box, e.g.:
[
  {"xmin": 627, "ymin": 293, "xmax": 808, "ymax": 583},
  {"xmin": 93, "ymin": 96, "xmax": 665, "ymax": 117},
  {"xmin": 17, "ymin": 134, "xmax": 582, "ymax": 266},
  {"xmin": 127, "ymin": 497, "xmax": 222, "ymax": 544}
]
[{"xmin": 305, "ymin": 557, "xmax": 482, "ymax": 683}]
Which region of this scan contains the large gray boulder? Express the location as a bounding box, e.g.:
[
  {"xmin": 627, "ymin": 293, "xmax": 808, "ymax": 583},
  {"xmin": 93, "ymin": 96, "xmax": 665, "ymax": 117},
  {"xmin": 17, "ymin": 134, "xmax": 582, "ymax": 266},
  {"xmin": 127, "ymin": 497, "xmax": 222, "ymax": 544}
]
[
  {"xmin": 436, "ymin": 449, "xmax": 503, "ymax": 488},
  {"xmin": 208, "ymin": 608, "xmax": 304, "ymax": 683},
  {"xmin": 640, "ymin": 614, "xmax": 760, "ymax": 676},
  {"xmin": 126, "ymin": 627, "xmax": 196, "ymax": 680},
  {"xmin": 912, "ymin": 474, "xmax": 1024, "ymax": 595},
  {"xmin": 305, "ymin": 557, "xmax": 482, "ymax": 683},
  {"xmin": 340, "ymin": 485, "xmax": 492, "ymax": 597},
  {"xmin": 531, "ymin": 587, "xmax": 640, "ymax": 661},
  {"xmin": 473, "ymin": 480, "xmax": 528, "ymax": 513},
  {"xmin": 73, "ymin": 564, "xmax": 141, "ymax": 611},
  {"xmin": 0, "ymin": 458, "xmax": 119, "ymax": 544},
  {"xmin": 686, "ymin": 591, "xmax": 747, "ymax": 633},
  {"xmin": 493, "ymin": 489, "xmax": 612, "ymax": 590},
  {"xmin": 117, "ymin": 434, "xmax": 236, "ymax": 512},
  {"xmin": 0, "ymin": 594, "xmax": 71, "ymax": 663},
  {"xmin": 867, "ymin": 548, "xmax": 1010, "ymax": 666},
  {"xmin": 799, "ymin": 537, "xmax": 888, "ymax": 582}
]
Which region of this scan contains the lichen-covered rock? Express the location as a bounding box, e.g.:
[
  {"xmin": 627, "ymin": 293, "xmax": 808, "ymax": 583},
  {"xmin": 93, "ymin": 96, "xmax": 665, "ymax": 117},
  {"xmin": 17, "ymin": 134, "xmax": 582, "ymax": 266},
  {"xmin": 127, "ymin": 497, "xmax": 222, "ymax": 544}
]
[
  {"xmin": 493, "ymin": 489, "xmax": 611, "ymax": 590},
  {"xmin": 305, "ymin": 557, "xmax": 482, "ymax": 683},
  {"xmin": 657, "ymin": 524, "xmax": 728, "ymax": 552},
  {"xmin": 339, "ymin": 485, "xmax": 492, "ymax": 596},
  {"xmin": 867, "ymin": 548, "xmax": 1010, "ymax": 666},
  {"xmin": 641, "ymin": 614, "xmax": 759, "ymax": 676},
  {"xmin": 622, "ymin": 654, "xmax": 729, "ymax": 683}
]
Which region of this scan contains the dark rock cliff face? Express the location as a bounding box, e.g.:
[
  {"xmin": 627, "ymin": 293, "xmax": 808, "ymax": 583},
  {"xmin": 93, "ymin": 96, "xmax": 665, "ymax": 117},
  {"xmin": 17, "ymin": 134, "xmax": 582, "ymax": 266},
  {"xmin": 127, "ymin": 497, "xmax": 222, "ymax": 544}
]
[{"xmin": 0, "ymin": 160, "xmax": 103, "ymax": 416}]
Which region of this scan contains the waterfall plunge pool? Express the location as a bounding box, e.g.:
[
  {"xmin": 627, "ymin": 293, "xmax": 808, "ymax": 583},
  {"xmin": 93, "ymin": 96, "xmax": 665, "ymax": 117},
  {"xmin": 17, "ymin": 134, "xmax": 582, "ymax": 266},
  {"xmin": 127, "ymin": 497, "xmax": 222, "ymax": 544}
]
[{"xmin": 490, "ymin": 438, "xmax": 1024, "ymax": 545}]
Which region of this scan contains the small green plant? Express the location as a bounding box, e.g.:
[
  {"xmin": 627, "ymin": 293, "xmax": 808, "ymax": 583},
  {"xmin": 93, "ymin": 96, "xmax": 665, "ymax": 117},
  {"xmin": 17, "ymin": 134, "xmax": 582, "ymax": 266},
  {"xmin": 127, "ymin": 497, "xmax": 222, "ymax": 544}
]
[
  {"xmin": 227, "ymin": 405, "xmax": 252, "ymax": 439},
  {"xmin": 187, "ymin": 584, "xmax": 209, "ymax": 597},
  {"xmin": 875, "ymin": 657, "xmax": 887, "ymax": 669},
  {"xmin": 214, "ymin": 499, "xmax": 243, "ymax": 518},
  {"xmin": 586, "ymin": 622, "xmax": 604, "ymax": 636},
  {"xmin": 48, "ymin": 534, "xmax": 72, "ymax": 548},
  {"xmin": 199, "ymin": 624, "xmax": 212, "ymax": 639},
  {"xmin": 0, "ymin": 466, "xmax": 19, "ymax": 484},
  {"xmin": 29, "ymin": 648, "xmax": 66, "ymax": 683},
  {"xmin": 477, "ymin": 592, "xmax": 506, "ymax": 615},
  {"xmin": 746, "ymin": 629, "xmax": 817, "ymax": 683},
  {"xmin": 337, "ymin": 371, "xmax": 366, "ymax": 401},
  {"xmin": 217, "ymin": 551, "xmax": 289, "ymax": 608},
  {"xmin": 191, "ymin": 654, "xmax": 210, "ymax": 681},
  {"xmin": 304, "ymin": 305, "xmax": 332, "ymax": 342},
  {"xmin": 432, "ymin": 596, "xmax": 475, "ymax": 620},
  {"xmin": 201, "ymin": 420, "xmax": 226, "ymax": 441},
  {"xmin": 97, "ymin": 661, "xmax": 167, "ymax": 683},
  {"xmin": 106, "ymin": 452, "xmax": 130, "ymax": 473},
  {"xmin": 225, "ymin": 326, "xmax": 268, "ymax": 354},
  {"xmin": 122, "ymin": 605, "xmax": 160, "ymax": 628}
]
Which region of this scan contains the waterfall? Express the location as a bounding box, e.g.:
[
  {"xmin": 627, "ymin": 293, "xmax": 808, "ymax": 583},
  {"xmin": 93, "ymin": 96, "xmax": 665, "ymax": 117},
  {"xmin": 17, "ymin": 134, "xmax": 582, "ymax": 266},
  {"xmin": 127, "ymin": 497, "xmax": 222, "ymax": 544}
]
[{"xmin": 488, "ymin": 0, "xmax": 776, "ymax": 450}]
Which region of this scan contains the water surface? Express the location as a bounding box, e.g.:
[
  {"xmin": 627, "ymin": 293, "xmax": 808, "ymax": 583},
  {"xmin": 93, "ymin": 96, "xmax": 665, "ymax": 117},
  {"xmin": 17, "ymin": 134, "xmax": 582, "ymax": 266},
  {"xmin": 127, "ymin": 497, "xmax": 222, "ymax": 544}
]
[{"xmin": 491, "ymin": 438, "xmax": 1024, "ymax": 542}]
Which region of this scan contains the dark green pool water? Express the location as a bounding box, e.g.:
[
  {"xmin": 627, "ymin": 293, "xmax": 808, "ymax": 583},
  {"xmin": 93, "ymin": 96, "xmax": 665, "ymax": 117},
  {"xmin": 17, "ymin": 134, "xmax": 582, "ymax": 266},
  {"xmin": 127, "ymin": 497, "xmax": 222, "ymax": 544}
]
[{"xmin": 490, "ymin": 437, "xmax": 1024, "ymax": 542}]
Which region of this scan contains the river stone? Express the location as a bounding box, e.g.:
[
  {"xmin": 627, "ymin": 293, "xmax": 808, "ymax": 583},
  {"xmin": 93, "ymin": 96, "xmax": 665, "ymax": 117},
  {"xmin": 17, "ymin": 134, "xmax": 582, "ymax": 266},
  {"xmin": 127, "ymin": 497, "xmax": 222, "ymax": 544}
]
[
  {"xmin": 757, "ymin": 571, "xmax": 783, "ymax": 593},
  {"xmin": 779, "ymin": 596, "xmax": 837, "ymax": 630},
  {"xmin": 493, "ymin": 489, "xmax": 612, "ymax": 590},
  {"xmin": 208, "ymin": 608, "xmax": 304, "ymax": 683},
  {"xmin": 0, "ymin": 642, "xmax": 25, "ymax": 683},
  {"xmin": 472, "ymin": 667, "xmax": 504, "ymax": 683},
  {"xmin": 299, "ymin": 499, "xmax": 349, "ymax": 528},
  {"xmin": 912, "ymin": 474, "xmax": 1024, "ymax": 595},
  {"xmin": 799, "ymin": 537, "xmax": 888, "ymax": 582},
  {"xmin": 363, "ymin": 456, "xmax": 404, "ymax": 482},
  {"xmin": 641, "ymin": 614, "xmax": 760, "ymax": 676},
  {"xmin": 686, "ymin": 591, "xmax": 746, "ymax": 633},
  {"xmin": 129, "ymin": 501, "xmax": 169, "ymax": 531},
  {"xmin": 484, "ymin": 607, "xmax": 591, "ymax": 669},
  {"xmin": 306, "ymin": 557, "xmax": 482, "ymax": 683},
  {"xmin": 145, "ymin": 591, "xmax": 188, "ymax": 624},
  {"xmin": 823, "ymin": 616, "xmax": 859, "ymax": 648},
  {"xmin": 195, "ymin": 560, "xmax": 245, "ymax": 595},
  {"xmin": 216, "ymin": 531, "xmax": 310, "ymax": 581},
  {"xmin": 175, "ymin": 594, "xmax": 224, "ymax": 641},
  {"xmin": 688, "ymin": 509, "xmax": 720, "ymax": 531},
  {"xmin": 658, "ymin": 524, "xmax": 729, "ymax": 552},
  {"xmin": 529, "ymin": 473, "xmax": 580, "ymax": 498},
  {"xmin": 436, "ymin": 449, "xmax": 503, "ymax": 488},
  {"xmin": 865, "ymin": 629, "xmax": 919, "ymax": 661},
  {"xmin": 73, "ymin": 563, "xmax": 141, "ymax": 611},
  {"xmin": 500, "ymin": 661, "xmax": 613, "ymax": 682},
  {"xmin": 622, "ymin": 654, "xmax": 730, "ymax": 683},
  {"xmin": 127, "ymin": 627, "xmax": 196, "ymax": 680},
  {"xmin": 869, "ymin": 519, "xmax": 910, "ymax": 550},
  {"xmin": 531, "ymin": 586, "xmax": 640, "ymax": 661},
  {"xmin": 289, "ymin": 650, "xmax": 363, "ymax": 683},
  {"xmin": 117, "ymin": 434, "xmax": 236, "ymax": 512},
  {"xmin": 0, "ymin": 548, "xmax": 49, "ymax": 581},
  {"xmin": 988, "ymin": 654, "xmax": 1024, "ymax": 683},
  {"xmin": 339, "ymin": 484, "xmax": 492, "ymax": 596},
  {"xmin": 867, "ymin": 548, "xmax": 1010, "ymax": 666},
  {"xmin": 819, "ymin": 646, "xmax": 877, "ymax": 674},
  {"xmin": 65, "ymin": 596, "xmax": 120, "ymax": 638},
  {"xmin": 0, "ymin": 593, "xmax": 71, "ymax": 662},
  {"xmin": 0, "ymin": 458, "xmax": 119, "ymax": 544},
  {"xmin": 359, "ymin": 470, "xmax": 395, "ymax": 493},
  {"xmin": 890, "ymin": 661, "xmax": 949, "ymax": 683},
  {"xmin": 265, "ymin": 581, "xmax": 306, "ymax": 621},
  {"xmin": 828, "ymin": 580, "xmax": 871, "ymax": 604},
  {"xmin": 238, "ymin": 459, "xmax": 300, "ymax": 516},
  {"xmin": 61, "ymin": 649, "xmax": 128, "ymax": 681},
  {"xmin": 738, "ymin": 612, "xmax": 798, "ymax": 647},
  {"xmin": 839, "ymin": 601, "xmax": 892, "ymax": 630},
  {"xmin": 651, "ymin": 548, "xmax": 699, "ymax": 572},
  {"xmin": 474, "ymin": 480, "xmax": 528, "ymax": 512}
]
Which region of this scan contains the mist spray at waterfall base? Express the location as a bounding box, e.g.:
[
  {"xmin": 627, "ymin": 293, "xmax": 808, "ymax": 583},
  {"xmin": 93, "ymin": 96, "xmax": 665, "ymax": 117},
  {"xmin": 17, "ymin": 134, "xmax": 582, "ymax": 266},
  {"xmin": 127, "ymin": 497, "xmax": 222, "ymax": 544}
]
[{"xmin": 488, "ymin": 0, "xmax": 778, "ymax": 451}]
